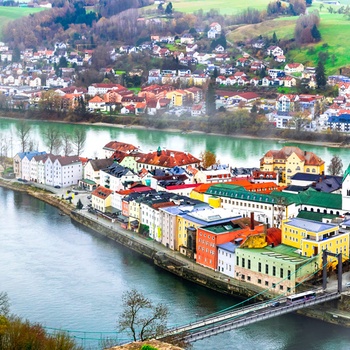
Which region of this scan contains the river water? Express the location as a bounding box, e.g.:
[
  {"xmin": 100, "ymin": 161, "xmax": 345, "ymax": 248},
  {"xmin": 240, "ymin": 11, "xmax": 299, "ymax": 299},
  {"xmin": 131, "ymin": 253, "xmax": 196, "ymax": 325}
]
[
  {"xmin": 2, "ymin": 118, "xmax": 350, "ymax": 349},
  {"xmin": 1, "ymin": 117, "xmax": 350, "ymax": 168}
]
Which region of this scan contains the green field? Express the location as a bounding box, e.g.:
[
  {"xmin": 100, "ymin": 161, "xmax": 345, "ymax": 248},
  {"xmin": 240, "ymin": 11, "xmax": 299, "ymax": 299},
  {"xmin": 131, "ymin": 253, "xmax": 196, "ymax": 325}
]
[
  {"xmin": 227, "ymin": 6, "xmax": 350, "ymax": 74},
  {"xmin": 143, "ymin": 0, "xmax": 271, "ymax": 15},
  {"xmin": 0, "ymin": 7, "xmax": 45, "ymax": 35}
]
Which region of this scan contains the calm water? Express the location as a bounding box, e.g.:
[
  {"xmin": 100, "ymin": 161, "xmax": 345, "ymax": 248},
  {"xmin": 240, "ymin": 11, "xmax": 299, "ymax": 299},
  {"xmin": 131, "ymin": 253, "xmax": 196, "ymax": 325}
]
[
  {"xmin": 2, "ymin": 190, "xmax": 350, "ymax": 349},
  {"xmin": 1, "ymin": 117, "xmax": 350, "ymax": 168}
]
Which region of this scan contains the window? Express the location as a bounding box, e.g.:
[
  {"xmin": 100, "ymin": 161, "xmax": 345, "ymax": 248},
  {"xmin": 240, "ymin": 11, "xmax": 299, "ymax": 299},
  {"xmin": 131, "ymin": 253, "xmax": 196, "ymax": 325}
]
[
  {"xmin": 247, "ymin": 276, "xmax": 251, "ymax": 281},
  {"xmin": 265, "ymin": 281, "xmax": 269, "ymax": 286},
  {"xmin": 273, "ymin": 266, "xmax": 276, "ymax": 276},
  {"xmin": 280, "ymin": 268, "xmax": 284, "ymax": 278},
  {"xmin": 287, "ymin": 270, "xmax": 291, "ymax": 280},
  {"xmin": 248, "ymin": 260, "xmax": 251, "ymax": 269},
  {"xmin": 265, "ymin": 264, "xmax": 269, "ymax": 274},
  {"xmin": 242, "ymin": 258, "xmax": 245, "ymax": 268},
  {"xmin": 258, "ymin": 262, "xmax": 261, "ymax": 272},
  {"xmin": 258, "ymin": 279, "xmax": 262, "ymax": 284}
]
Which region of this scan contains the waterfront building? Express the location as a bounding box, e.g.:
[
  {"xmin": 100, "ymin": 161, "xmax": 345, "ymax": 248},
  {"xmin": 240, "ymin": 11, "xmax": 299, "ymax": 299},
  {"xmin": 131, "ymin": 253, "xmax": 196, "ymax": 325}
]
[
  {"xmin": 235, "ymin": 244, "xmax": 316, "ymax": 295},
  {"xmin": 159, "ymin": 202, "xmax": 210, "ymax": 250},
  {"xmin": 260, "ymin": 146, "xmax": 325, "ymax": 185},
  {"xmin": 102, "ymin": 141, "xmax": 139, "ymax": 158},
  {"xmin": 13, "ymin": 151, "xmax": 46, "ymax": 180},
  {"xmin": 51, "ymin": 155, "xmax": 83, "ymax": 187},
  {"xmin": 281, "ymin": 217, "xmax": 350, "ymax": 268},
  {"xmin": 176, "ymin": 207, "xmax": 241, "ymax": 255},
  {"xmin": 91, "ymin": 186, "xmax": 113, "ymax": 212},
  {"xmin": 217, "ymin": 242, "xmax": 237, "ymax": 278},
  {"xmin": 196, "ymin": 216, "xmax": 264, "ymax": 271}
]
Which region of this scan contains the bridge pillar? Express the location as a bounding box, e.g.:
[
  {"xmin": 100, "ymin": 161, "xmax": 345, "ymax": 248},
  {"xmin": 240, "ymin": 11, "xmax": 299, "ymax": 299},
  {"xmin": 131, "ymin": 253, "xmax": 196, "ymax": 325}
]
[
  {"xmin": 322, "ymin": 251, "xmax": 342, "ymax": 292},
  {"xmin": 322, "ymin": 250, "xmax": 328, "ymax": 290},
  {"xmin": 338, "ymin": 253, "xmax": 343, "ymax": 293}
]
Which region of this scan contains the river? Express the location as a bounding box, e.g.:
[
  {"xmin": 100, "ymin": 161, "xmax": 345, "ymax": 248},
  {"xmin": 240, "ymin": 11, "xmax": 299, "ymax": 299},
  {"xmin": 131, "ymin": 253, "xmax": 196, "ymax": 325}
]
[
  {"xmin": 2, "ymin": 118, "xmax": 350, "ymax": 349},
  {"xmin": 1, "ymin": 117, "xmax": 350, "ymax": 168},
  {"xmin": 2, "ymin": 187, "xmax": 350, "ymax": 350}
]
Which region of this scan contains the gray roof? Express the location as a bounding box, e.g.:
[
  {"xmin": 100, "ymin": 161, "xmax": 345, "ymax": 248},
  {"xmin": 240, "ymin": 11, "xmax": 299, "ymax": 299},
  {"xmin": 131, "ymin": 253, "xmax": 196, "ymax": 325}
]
[{"xmin": 285, "ymin": 217, "xmax": 338, "ymax": 232}]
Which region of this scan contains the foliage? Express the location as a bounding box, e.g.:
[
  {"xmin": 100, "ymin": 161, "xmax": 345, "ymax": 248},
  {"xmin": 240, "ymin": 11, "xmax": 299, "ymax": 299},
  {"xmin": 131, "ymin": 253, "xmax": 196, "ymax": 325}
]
[
  {"xmin": 0, "ymin": 315, "xmax": 83, "ymax": 350},
  {"xmin": 118, "ymin": 289, "xmax": 168, "ymax": 342},
  {"xmin": 327, "ymin": 155, "xmax": 343, "ymax": 175},
  {"xmin": 200, "ymin": 150, "xmax": 217, "ymax": 169},
  {"xmin": 316, "ymin": 60, "xmax": 327, "ymax": 88},
  {"xmin": 76, "ymin": 199, "xmax": 83, "ymax": 210},
  {"xmin": 294, "ymin": 10, "xmax": 320, "ymax": 44},
  {"xmin": 0, "ymin": 292, "xmax": 9, "ymax": 317},
  {"xmin": 141, "ymin": 345, "xmax": 158, "ymax": 350}
]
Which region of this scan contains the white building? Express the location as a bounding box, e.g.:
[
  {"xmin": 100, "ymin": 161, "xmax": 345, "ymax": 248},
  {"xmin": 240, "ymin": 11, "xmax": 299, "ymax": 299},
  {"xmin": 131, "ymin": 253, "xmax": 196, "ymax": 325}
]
[{"xmin": 217, "ymin": 242, "xmax": 237, "ymax": 278}]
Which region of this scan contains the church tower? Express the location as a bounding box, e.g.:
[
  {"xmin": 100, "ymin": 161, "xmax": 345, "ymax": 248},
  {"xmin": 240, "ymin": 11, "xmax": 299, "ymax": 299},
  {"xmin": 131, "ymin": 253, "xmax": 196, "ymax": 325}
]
[{"xmin": 342, "ymin": 164, "xmax": 350, "ymax": 211}]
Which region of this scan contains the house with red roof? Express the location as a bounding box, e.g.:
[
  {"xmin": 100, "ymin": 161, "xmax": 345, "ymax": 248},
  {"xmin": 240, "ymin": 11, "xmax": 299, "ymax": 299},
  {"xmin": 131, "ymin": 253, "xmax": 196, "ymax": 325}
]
[
  {"xmin": 135, "ymin": 147, "xmax": 200, "ymax": 172},
  {"xmin": 91, "ymin": 186, "xmax": 114, "ymax": 213},
  {"xmin": 284, "ymin": 63, "xmax": 304, "ymax": 74}
]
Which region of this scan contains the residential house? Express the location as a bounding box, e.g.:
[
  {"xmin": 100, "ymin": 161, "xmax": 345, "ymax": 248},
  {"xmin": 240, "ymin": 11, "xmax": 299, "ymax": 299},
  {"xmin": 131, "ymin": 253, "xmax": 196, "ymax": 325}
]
[
  {"xmin": 81, "ymin": 158, "xmax": 115, "ymax": 190},
  {"xmin": 284, "ymin": 63, "xmax": 304, "ymax": 74},
  {"xmin": 91, "ymin": 186, "xmax": 114, "ymax": 213}
]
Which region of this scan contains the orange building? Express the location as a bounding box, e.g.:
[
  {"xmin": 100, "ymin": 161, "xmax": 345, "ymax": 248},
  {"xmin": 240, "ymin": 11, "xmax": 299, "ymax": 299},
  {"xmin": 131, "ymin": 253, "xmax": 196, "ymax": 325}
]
[{"xmin": 196, "ymin": 216, "xmax": 265, "ymax": 270}]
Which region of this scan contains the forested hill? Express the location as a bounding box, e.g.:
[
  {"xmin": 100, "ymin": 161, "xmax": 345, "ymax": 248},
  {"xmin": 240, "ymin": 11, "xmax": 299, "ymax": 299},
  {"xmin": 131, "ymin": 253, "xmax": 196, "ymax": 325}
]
[{"xmin": 2, "ymin": 0, "xmax": 153, "ymax": 48}]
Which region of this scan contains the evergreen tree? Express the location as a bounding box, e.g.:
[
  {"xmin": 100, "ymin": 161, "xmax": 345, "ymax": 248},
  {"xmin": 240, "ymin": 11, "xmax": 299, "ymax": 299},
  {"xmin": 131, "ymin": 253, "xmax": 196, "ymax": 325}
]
[
  {"xmin": 316, "ymin": 60, "xmax": 327, "ymax": 88},
  {"xmin": 272, "ymin": 31, "xmax": 278, "ymax": 43},
  {"xmin": 165, "ymin": 2, "xmax": 173, "ymax": 15},
  {"xmin": 311, "ymin": 24, "xmax": 321, "ymax": 42},
  {"xmin": 205, "ymin": 82, "xmax": 216, "ymax": 116}
]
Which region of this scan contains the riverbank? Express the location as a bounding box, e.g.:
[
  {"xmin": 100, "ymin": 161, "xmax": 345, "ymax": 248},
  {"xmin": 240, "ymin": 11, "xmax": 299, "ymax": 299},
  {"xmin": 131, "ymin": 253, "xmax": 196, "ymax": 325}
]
[
  {"xmin": 2, "ymin": 178, "xmax": 350, "ymax": 331},
  {"xmin": 1, "ymin": 113, "xmax": 349, "ymax": 149}
]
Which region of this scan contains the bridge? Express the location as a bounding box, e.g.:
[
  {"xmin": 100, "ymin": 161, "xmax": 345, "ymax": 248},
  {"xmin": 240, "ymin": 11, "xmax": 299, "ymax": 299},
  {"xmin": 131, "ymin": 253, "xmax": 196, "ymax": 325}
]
[{"xmin": 160, "ymin": 291, "xmax": 340, "ymax": 343}]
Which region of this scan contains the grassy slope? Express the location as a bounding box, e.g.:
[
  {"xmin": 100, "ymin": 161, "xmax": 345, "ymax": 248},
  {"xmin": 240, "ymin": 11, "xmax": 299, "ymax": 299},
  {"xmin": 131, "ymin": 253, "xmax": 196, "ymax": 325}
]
[
  {"xmin": 0, "ymin": 7, "xmax": 45, "ymax": 37},
  {"xmin": 143, "ymin": 0, "xmax": 271, "ymax": 15},
  {"xmin": 227, "ymin": 3, "xmax": 350, "ymax": 75}
]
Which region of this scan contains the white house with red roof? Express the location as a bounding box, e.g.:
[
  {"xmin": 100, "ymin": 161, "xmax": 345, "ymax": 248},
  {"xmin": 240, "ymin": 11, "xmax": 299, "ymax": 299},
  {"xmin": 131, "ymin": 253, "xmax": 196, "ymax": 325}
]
[
  {"xmin": 88, "ymin": 95, "xmax": 106, "ymax": 111},
  {"xmin": 284, "ymin": 63, "xmax": 304, "ymax": 74}
]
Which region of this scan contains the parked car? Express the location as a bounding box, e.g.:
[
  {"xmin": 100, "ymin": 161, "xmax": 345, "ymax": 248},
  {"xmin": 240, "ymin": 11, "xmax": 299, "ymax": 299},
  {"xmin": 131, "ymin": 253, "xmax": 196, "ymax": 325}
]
[
  {"xmin": 345, "ymin": 282, "xmax": 350, "ymax": 288},
  {"xmin": 270, "ymin": 301, "xmax": 280, "ymax": 307},
  {"xmin": 54, "ymin": 185, "xmax": 61, "ymax": 189}
]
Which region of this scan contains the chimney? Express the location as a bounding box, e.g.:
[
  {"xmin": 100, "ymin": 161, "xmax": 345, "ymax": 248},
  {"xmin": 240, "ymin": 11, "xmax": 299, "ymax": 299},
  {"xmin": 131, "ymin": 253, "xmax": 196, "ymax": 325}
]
[{"xmin": 250, "ymin": 212, "xmax": 255, "ymax": 230}]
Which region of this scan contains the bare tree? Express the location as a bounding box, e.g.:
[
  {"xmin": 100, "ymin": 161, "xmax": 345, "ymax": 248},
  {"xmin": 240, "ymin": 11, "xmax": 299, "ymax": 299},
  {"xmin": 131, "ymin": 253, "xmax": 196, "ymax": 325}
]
[
  {"xmin": 0, "ymin": 291, "xmax": 10, "ymax": 316},
  {"xmin": 71, "ymin": 128, "xmax": 86, "ymax": 156},
  {"xmin": 327, "ymin": 155, "xmax": 343, "ymax": 175},
  {"xmin": 62, "ymin": 132, "xmax": 73, "ymax": 156},
  {"xmin": 43, "ymin": 125, "xmax": 62, "ymax": 154},
  {"xmin": 16, "ymin": 120, "xmax": 32, "ymax": 152},
  {"xmin": 118, "ymin": 289, "xmax": 168, "ymax": 342}
]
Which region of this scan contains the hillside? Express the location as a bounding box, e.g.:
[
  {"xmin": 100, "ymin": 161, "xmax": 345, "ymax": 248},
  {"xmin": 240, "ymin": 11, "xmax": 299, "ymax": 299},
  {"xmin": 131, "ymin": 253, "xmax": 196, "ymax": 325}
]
[
  {"xmin": 142, "ymin": 0, "xmax": 271, "ymax": 15},
  {"xmin": 227, "ymin": 6, "xmax": 350, "ymax": 75},
  {"xmin": 0, "ymin": 7, "xmax": 45, "ymax": 38}
]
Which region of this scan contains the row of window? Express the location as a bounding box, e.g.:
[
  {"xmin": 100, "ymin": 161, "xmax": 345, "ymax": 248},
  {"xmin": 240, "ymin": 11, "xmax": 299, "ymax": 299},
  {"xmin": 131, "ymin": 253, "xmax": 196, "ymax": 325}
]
[{"xmin": 238, "ymin": 257, "xmax": 292, "ymax": 279}]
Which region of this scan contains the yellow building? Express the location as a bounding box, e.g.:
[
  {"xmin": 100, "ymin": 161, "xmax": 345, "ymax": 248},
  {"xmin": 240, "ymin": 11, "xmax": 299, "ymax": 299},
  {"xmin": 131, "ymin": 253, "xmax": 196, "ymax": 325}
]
[
  {"xmin": 165, "ymin": 90, "xmax": 193, "ymax": 107},
  {"xmin": 260, "ymin": 146, "xmax": 324, "ymax": 185},
  {"xmin": 91, "ymin": 186, "xmax": 113, "ymax": 212},
  {"xmin": 282, "ymin": 218, "xmax": 349, "ymax": 268}
]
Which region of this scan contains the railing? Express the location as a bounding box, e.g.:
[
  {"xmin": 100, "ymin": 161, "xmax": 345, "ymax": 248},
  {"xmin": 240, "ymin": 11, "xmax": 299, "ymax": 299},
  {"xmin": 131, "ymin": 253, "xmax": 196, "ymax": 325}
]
[{"xmin": 163, "ymin": 291, "xmax": 340, "ymax": 343}]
